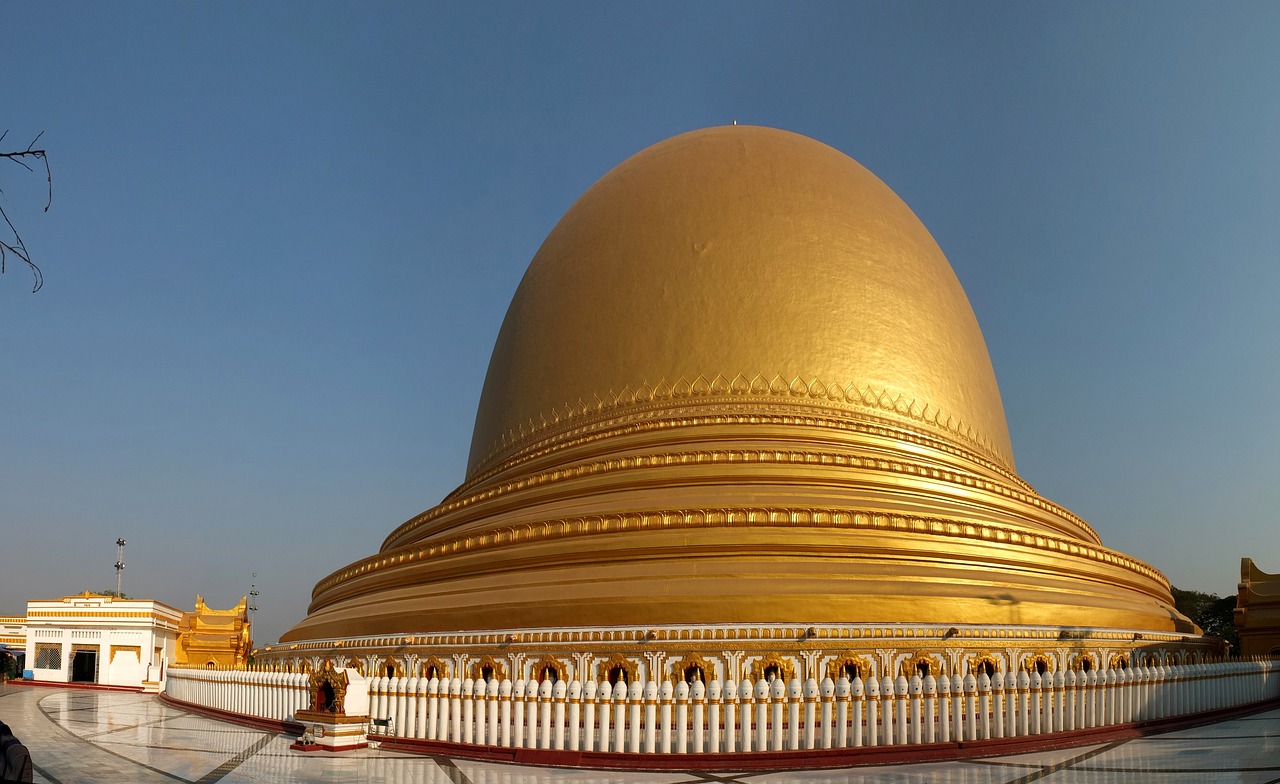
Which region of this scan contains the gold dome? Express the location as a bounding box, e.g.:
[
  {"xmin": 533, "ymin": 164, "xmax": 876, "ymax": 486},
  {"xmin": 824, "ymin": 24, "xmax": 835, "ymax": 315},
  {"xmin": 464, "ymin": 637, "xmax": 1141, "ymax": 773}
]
[
  {"xmin": 467, "ymin": 125, "xmax": 1013, "ymax": 482},
  {"xmin": 281, "ymin": 127, "xmax": 1191, "ymax": 644}
]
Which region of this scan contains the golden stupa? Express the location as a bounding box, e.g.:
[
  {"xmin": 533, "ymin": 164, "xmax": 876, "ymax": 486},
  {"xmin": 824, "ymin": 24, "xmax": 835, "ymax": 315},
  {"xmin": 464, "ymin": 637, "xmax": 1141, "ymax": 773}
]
[{"xmin": 272, "ymin": 126, "xmax": 1201, "ymax": 681}]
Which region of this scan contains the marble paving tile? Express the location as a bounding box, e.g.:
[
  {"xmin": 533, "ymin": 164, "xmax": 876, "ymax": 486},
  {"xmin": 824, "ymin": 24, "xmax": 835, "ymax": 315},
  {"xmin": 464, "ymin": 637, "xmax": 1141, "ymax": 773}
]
[
  {"xmin": 3, "ymin": 683, "xmax": 1280, "ymax": 784},
  {"xmin": 457, "ymin": 758, "xmax": 684, "ymax": 784}
]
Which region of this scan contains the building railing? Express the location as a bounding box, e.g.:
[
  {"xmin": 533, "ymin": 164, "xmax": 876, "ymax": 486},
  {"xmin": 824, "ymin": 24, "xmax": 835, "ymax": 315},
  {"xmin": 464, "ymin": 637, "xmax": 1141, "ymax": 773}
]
[
  {"xmin": 165, "ymin": 659, "xmax": 1279, "ymax": 754},
  {"xmin": 164, "ymin": 668, "xmax": 310, "ymax": 722}
]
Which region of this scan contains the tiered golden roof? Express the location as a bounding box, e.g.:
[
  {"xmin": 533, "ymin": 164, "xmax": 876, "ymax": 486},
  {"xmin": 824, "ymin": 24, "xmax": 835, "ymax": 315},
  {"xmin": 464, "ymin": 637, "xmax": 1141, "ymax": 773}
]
[
  {"xmin": 282, "ymin": 126, "xmax": 1191, "ymax": 644},
  {"xmin": 176, "ymin": 595, "xmax": 252, "ymax": 669}
]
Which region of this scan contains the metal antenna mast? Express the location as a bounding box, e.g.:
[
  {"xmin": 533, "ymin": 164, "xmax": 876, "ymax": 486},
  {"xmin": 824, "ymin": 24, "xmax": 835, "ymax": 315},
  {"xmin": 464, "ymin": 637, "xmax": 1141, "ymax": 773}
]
[
  {"xmin": 248, "ymin": 573, "xmax": 259, "ymax": 625},
  {"xmin": 114, "ymin": 538, "xmax": 127, "ymax": 597}
]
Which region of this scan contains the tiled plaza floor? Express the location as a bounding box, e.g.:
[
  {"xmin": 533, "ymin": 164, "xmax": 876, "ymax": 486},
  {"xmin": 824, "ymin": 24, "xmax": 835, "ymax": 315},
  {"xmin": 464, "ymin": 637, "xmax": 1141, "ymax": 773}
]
[{"xmin": 2, "ymin": 683, "xmax": 1278, "ymax": 783}]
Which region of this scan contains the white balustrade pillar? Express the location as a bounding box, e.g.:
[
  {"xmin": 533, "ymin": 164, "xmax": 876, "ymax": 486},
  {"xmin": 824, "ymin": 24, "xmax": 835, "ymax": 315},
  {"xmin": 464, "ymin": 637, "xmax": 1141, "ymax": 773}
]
[
  {"xmin": 771, "ymin": 678, "xmax": 787, "ymax": 751},
  {"xmin": 597, "ymin": 682, "xmax": 612, "ymax": 752},
  {"xmin": 754, "ymin": 679, "xmax": 770, "ymax": 751},
  {"xmin": 894, "ymin": 675, "xmax": 910, "ymax": 746},
  {"xmin": 581, "ymin": 680, "xmax": 596, "ymax": 752},
  {"xmin": 820, "ymin": 677, "xmax": 836, "ymax": 749},
  {"xmin": 804, "ymin": 677, "xmax": 819, "ymax": 750},
  {"xmin": 643, "ymin": 681, "xmax": 659, "ymax": 753},
  {"xmin": 977, "ymin": 672, "xmax": 992, "ymax": 740},
  {"xmin": 723, "ymin": 679, "xmax": 738, "ymax": 753},
  {"xmin": 922, "ymin": 675, "xmax": 936, "ymax": 745},
  {"xmin": 739, "ymin": 680, "xmax": 754, "ymax": 752},
  {"xmin": 848, "ymin": 676, "xmax": 863, "ymax": 747},
  {"xmin": 525, "ymin": 679, "xmax": 541, "ymax": 749},
  {"xmin": 936, "ymin": 675, "xmax": 951, "ymax": 743},
  {"xmin": 551, "ymin": 679, "xmax": 567, "ymax": 751},
  {"xmin": 660, "ymin": 681, "xmax": 674, "ymax": 753},
  {"xmin": 690, "ymin": 679, "xmax": 705, "ymax": 753},
  {"xmin": 615, "ymin": 681, "xmax": 629, "ymax": 753},
  {"xmin": 628, "ymin": 680, "xmax": 643, "ymax": 753},
  {"xmin": 880, "ymin": 675, "xmax": 896, "ymax": 746},
  {"xmin": 963, "ymin": 674, "xmax": 978, "ymax": 742},
  {"xmin": 865, "ymin": 676, "xmax": 880, "ymax": 746},
  {"xmin": 461, "ymin": 679, "xmax": 475, "ymax": 744},
  {"xmin": 786, "ymin": 678, "xmax": 802, "ymax": 751},
  {"xmin": 567, "ymin": 680, "xmax": 581, "ymax": 752}
]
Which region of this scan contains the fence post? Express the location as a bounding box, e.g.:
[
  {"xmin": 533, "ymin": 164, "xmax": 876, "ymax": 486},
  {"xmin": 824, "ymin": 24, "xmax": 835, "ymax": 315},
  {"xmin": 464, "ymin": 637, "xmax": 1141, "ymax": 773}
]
[
  {"xmin": 568, "ymin": 679, "xmax": 582, "ymax": 751},
  {"xmin": 977, "ymin": 672, "xmax": 992, "ymax": 740},
  {"xmin": 461, "ymin": 679, "xmax": 475, "ymax": 744},
  {"xmin": 849, "ymin": 676, "xmax": 864, "ymax": 748},
  {"xmin": 674, "ymin": 680, "xmax": 688, "ymax": 754},
  {"xmin": 909, "ymin": 674, "xmax": 923, "ymax": 745},
  {"xmin": 552, "ymin": 679, "xmax": 567, "ymax": 751},
  {"xmin": 820, "ymin": 677, "xmax": 835, "ymax": 749},
  {"xmin": 629, "ymin": 680, "xmax": 644, "ymax": 753},
  {"xmin": 691, "ymin": 678, "xmax": 705, "ymax": 753},
  {"xmin": 922, "ymin": 675, "xmax": 937, "ymax": 744},
  {"xmin": 487, "ymin": 678, "xmax": 500, "ymax": 745},
  {"xmin": 866, "ymin": 675, "xmax": 881, "ymax": 746},
  {"xmin": 739, "ymin": 679, "xmax": 754, "ymax": 752},
  {"xmin": 936, "ymin": 675, "xmax": 951, "ymax": 743},
  {"xmin": 474, "ymin": 677, "xmax": 488, "ymax": 746},
  {"xmin": 786, "ymin": 677, "xmax": 802, "ymax": 750},
  {"xmin": 525, "ymin": 679, "xmax": 541, "ymax": 749},
  {"xmin": 645, "ymin": 681, "xmax": 660, "ymax": 753},
  {"xmin": 538, "ymin": 679, "xmax": 554, "ymax": 750},
  {"xmin": 963, "ymin": 673, "xmax": 978, "ymax": 742},
  {"xmin": 512, "ymin": 678, "xmax": 526, "ymax": 748},
  {"xmin": 754, "ymin": 679, "xmax": 770, "ymax": 751},
  {"xmin": 1031, "ymin": 671, "xmax": 1045, "ymax": 734},
  {"xmin": 706, "ymin": 679, "xmax": 721, "ymax": 754},
  {"xmin": 660, "ymin": 681, "xmax": 674, "ymax": 754},
  {"xmin": 720, "ymin": 679, "xmax": 734, "ymax": 753},
  {"xmin": 880, "ymin": 675, "xmax": 897, "ymax": 746},
  {"xmin": 581, "ymin": 680, "xmax": 596, "ymax": 752},
  {"xmin": 804, "ymin": 677, "xmax": 820, "ymax": 750},
  {"xmin": 614, "ymin": 680, "xmax": 628, "ymax": 753},
  {"xmin": 895, "ymin": 675, "xmax": 910, "ymax": 746}
]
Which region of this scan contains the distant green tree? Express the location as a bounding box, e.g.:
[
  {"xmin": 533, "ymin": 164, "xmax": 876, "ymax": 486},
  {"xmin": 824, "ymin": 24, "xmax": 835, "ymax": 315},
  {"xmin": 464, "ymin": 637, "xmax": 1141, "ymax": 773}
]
[
  {"xmin": 1172, "ymin": 587, "xmax": 1239, "ymax": 652},
  {"xmin": 1, "ymin": 651, "xmax": 17, "ymax": 680},
  {"xmin": 92, "ymin": 589, "xmax": 131, "ymax": 599}
]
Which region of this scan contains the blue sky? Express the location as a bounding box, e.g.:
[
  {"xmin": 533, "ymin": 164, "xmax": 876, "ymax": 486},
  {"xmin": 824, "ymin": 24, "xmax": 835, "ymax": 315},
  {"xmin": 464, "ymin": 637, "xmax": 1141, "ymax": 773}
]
[{"xmin": 3, "ymin": 3, "xmax": 1278, "ymax": 645}]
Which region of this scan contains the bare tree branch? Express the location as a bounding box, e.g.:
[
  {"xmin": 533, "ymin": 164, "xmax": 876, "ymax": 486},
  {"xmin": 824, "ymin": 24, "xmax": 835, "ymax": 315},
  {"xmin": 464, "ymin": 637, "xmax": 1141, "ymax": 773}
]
[{"xmin": 0, "ymin": 131, "xmax": 51, "ymax": 292}]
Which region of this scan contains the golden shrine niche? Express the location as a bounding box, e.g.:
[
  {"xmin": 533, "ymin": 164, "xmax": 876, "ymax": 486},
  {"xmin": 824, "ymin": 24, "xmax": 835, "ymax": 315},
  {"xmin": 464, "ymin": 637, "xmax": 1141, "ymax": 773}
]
[
  {"xmin": 418, "ymin": 657, "xmax": 449, "ymax": 680},
  {"xmin": 1022, "ymin": 652, "xmax": 1056, "ymax": 674},
  {"xmin": 469, "ymin": 656, "xmax": 507, "ymax": 682},
  {"xmin": 1069, "ymin": 653, "xmax": 1097, "ymax": 672},
  {"xmin": 528, "ymin": 655, "xmax": 568, "ymax": 682},
  {"xmin": 596, "ymin": 655, "xmax": 639, "ymax": 685},
  {"xmin": 747, "ymin": 657, "xmax": 796, "ymax": 684},
  {"xmin": 826, "ymin": 654, "xmax": 875, "ymax": 682},
  {"xmin": 375, "ymin": 657, "xmax": 402, "ymax": 678},
  {"xmin": 900, "ymin": 651, "xmax": 946, "ymax": 678},
  {"xmin": 668, "ymin": 653, "xmax": 717, "ymax": 684},
  {"xmin": 263, "ymin": 125, "xmax": 1213, "ymax": 686},
  {"xmin": 968, "ymin": 653, "xmax": 1004, "ymax": 677},
  {"xmin": 307, "ymin": 661, "xmax": 349, "ymax": 714}
]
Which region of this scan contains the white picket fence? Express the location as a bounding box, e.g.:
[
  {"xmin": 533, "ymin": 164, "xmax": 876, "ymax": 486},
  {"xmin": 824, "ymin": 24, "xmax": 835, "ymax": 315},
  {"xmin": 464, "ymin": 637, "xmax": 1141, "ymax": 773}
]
[
  {"xmin": 166, "ymin": 659, "xmax": 1279, "ymax": 754},
  {"xmin": 165, "ymin": 669, "xmax": 311, "ymax": 722}
]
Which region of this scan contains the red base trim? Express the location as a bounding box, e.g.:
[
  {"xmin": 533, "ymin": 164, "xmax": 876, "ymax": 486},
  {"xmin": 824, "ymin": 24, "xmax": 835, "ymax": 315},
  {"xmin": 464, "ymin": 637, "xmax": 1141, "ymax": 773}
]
[
  {"xmin": 289, "ymin": 741, "xmax": 369, "ymax": 753},
  {"xmin": 374, "ymin": 697, "xmax": 1280, "ymax": 771},
  {"xmin": 11, "ymin": 680, "xmax": 142, "ymax": 693}
]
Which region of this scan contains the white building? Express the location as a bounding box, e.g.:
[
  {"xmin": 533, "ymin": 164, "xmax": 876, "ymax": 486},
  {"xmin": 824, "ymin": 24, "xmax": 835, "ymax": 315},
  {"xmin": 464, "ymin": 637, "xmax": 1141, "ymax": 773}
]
[{"xmin": 24, "ymin": 593, "xmax": 182, "ymax": 690}]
